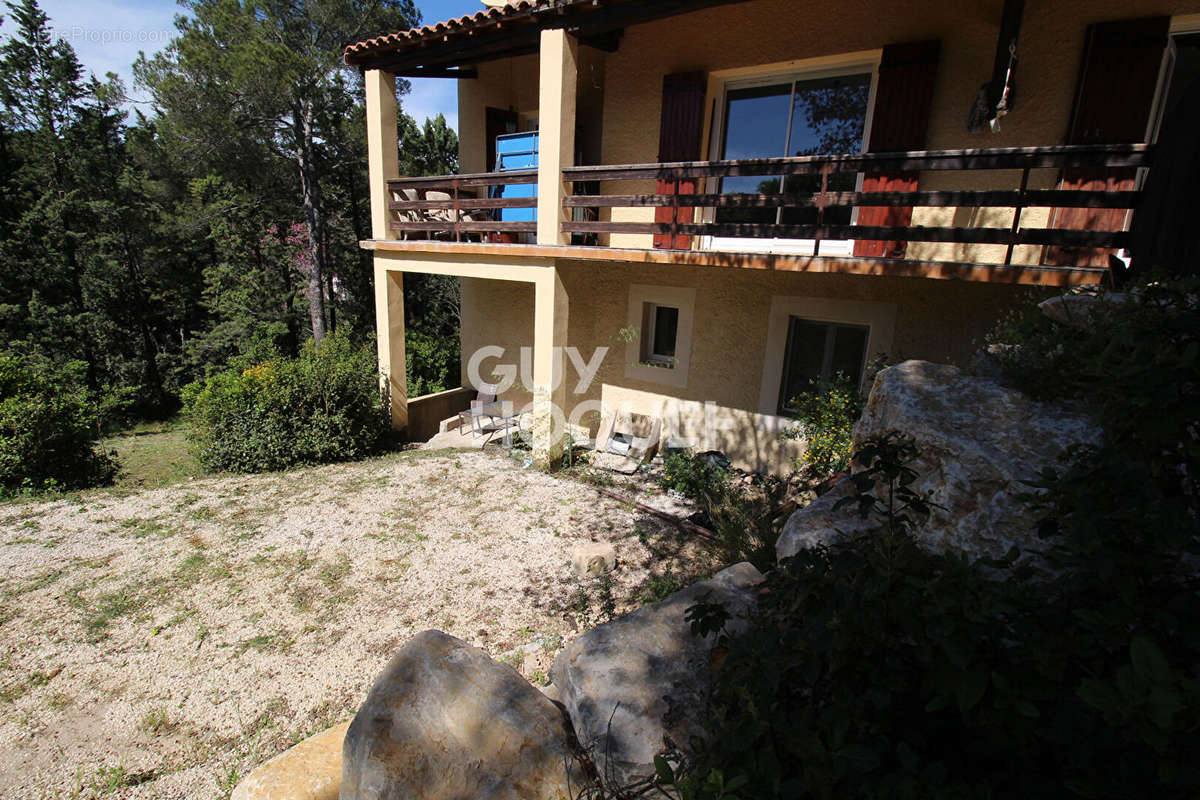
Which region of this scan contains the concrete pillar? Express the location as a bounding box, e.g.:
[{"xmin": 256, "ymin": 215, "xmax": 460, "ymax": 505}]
[
  {"xmin": 374, "ymin": 260, "xmax": 407, "ymax": 433},
  {"xmin": 536, "ymin": 28, "xmax": 578, "ymax": 245},
  {"xmin": 365, "ymin": 69, "xmax": 400, "ymax": 240},
  {"xmin": 365, "ymin": 70, "xmax": 406, "ymax": 432},
  {"xmin": 531, "ymin": 266, "xmax": 568, "ymax": 467}
]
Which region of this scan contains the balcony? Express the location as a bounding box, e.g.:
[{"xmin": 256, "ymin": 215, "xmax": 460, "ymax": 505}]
[{"xmin": 372, "ymin": 143, "xmax": 1148, "ymax": 287}]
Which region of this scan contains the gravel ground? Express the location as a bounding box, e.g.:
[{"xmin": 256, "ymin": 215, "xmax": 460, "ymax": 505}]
[{"xmin": 0, "ymin": 449, "xmax": 714, "ymax": 799}]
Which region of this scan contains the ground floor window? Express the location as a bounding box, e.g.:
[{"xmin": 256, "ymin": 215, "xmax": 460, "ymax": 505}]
[
  {"xmin": 641, "ymin": 302, "xmax": 679, "ymax": 366},
  {"xmin": 778, "ymin": 317, "xmax": 869, "ymax": 414}
]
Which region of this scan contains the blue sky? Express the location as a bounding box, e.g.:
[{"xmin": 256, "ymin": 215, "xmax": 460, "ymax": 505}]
[{"xmin": 0, "ymin": 0, "xmax": 480, "ymax": 129}]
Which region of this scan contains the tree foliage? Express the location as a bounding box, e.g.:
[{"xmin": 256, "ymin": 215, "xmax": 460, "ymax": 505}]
[
  {"xmin": 0, "ymin": 0, "xmax": 461, "ymax": 436},
  {"xmin": 0, "ymin": 352, "xmax": 118, "ymax": 493}
]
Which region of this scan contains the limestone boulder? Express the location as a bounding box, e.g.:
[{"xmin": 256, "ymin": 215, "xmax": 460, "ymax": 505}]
[
  {"xmin": 777, "ymin": 360, "xmax": 1099, "ymax": 562},
  {"xmin": 232, "ymin": 721, "xmax": 348, "ymax": 800},
  {"xmin": 551, "ymin": 562, "xmax": 763, "ymax": 789},
  {"xmin": 570, "ymin": 542, "xmax": 617, "ymax": 578},
  {"xmin": 1038, "ymin": 292, "xmax": 1131, "ymax": 329},
  {"xmin": 341, "ymin": 630, "xmax": 591, "ymax": 800}
]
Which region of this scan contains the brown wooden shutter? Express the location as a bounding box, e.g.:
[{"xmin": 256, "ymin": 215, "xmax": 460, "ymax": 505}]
[
  {"xmin": 1046, "ymin": 16, "xmax": 1168, "ymax": 267},
  {"xmin": 654, "ymin": 71, "xmax": 706, "ymax": 249},
  {"xmin": 853, "ymin": 40, "xmax": 941, "ymax": 259}
]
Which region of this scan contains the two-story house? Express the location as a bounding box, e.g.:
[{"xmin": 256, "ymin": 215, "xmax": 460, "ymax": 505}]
[{"xmin": 346, "ymin": 0, "xmax": 1198, "ymax": 470}]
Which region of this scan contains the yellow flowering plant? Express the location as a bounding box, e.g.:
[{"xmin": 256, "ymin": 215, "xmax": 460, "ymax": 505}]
[{"xmin": 782, "ymin": 373, "xmax": 862, "ymax": 476}]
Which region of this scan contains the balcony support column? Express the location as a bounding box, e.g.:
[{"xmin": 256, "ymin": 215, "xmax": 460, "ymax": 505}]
[
  {"xmin": 531, "ymin": 266, "xmax": 568, "ymax": 467},
  {"xmin": 365, "ymin": 68, "xmax": 400, "ymax": 240},
  {"xmin": 373, "ymin": 263, "xmax": 407, "ymax": 433},
  {"xmin": 366, "ymin": 70, "xmax": 406, "ymax": 432},
  {"xmin": 537, "ymin": 28, "xmax": 578, "ymax": 245}
]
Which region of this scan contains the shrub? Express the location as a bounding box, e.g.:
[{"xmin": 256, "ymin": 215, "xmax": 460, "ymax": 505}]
[
  {"xmin": 0, "ymin": 354, "xmax": 118, "ymax": 494},
  {"xmin": 660, "ymin": 451, "xmax": 789, "ymax": 571},
  {"xmin": 182, "ymin": 331, "xmax": 387, "ymax": 472},
  {"xmin": 660, "ymin": 451, "xmax": 731, "ymax": 502},
  {"xmin": 781, "ymin": 373, "xmax": 862, "ymax": 477},
  {"xmin": 668, "ymin": 281, "xmax": 1200, "ymax": 799}
]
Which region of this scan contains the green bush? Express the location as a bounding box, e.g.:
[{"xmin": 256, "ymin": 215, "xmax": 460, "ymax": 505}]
[
  {"xmin": 781, "ymin": 373, "xmax": 862, "ymax": 477},
  {"xmin": 660, "ymin": 451, "xmax": 731, "ymax": 502},
  {"xmin": 405, "ymin": 328, "xmax": 459, "ymax": 399},
  {"xmin": 660, "ymin": 451, "xmax": 789, "ymax": 571},
  {"xmin": 182, "ymin": 331, "xmax": 388, "ymax": 472},
  {"xmin": 672, "ymin": 433, "xmax": 1200, "ymax": 798},
  {"xmin": 0, "ymin": 354, "xmax": 118, "ymax": 494},
  {"xmin": 668, "ymin": 280, "xmax": 1200, "ymax": 799}
]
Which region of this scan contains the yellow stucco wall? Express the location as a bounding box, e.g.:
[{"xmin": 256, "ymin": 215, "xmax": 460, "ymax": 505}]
[
  {"xmin": 459, "ymin": 276, "xmax": 537, "ymax": 409},
  {"xmin": 457, "ymin": 54, "xmax": 540, "ymax": 175},
  {"xmin": 456, "ymin": 259, "xmax": 1043, "ymax": 472},
  {"xmin": 454, "ymin": 0, "xmax": 1200, "ymax": 259}
]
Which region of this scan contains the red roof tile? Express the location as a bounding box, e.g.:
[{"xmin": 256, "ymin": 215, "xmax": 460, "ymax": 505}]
[{"xmin": 345, "ymin": 0, "xmax": 557, "ymax": 64}]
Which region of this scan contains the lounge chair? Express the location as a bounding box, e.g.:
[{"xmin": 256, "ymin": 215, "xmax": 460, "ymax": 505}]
[
  {"xmin": 393, "ymin": 187, "xmax": 490, "ymax": 241},
  {"xmin": 592, "ymin": 412, "xmax": 662, "ymax": 474}
]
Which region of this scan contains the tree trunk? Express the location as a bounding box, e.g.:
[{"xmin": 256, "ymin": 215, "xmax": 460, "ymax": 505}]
[{"xmin": 295, "ymin": 100, "xmax": 327, "ymax": 343}]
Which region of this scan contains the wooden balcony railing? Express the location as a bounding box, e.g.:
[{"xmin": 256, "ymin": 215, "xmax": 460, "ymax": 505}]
[
  {"xmin": 387, "ymin": 169, "xmax": 538, "ymax": 241},
  {"xmin": 561, "ymin": 144, "xmax": 1149, "ymax": 263},
  {"xmin": 383, "ymin": 145, "xmax": 1149, "ymax": 271}
]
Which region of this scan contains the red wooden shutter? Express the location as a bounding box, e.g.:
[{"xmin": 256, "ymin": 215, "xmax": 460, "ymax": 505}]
[
  {"xmin": 1046, "ymin": 16, "xmax": 1168, "ymax": 267},
  {"xmin": 653, "ymin": 71, "xmax": 707, "ymax": 249},
  {"xmin": 853, "ymin": 40, "xmax": 941, "ymax": 259}
]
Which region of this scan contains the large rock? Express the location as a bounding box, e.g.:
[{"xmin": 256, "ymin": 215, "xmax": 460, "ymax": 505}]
[
  {"xmin": 777, "ymin": 360, "xmax": 1098, "ymax": 562},
  {"xmin": 341, "ymin": 630, "xmax": 590, "ymax": 800},
  {"xmin": 233, "ymin": 721, "xmax": 348, "ymax": 800},
  {"xmin": 551, "ymin": 562, "xmax": 763, "ymax": 789},
  {"xmin": 570, "ymin": 542, "xmax": 617, "ymax": 578}
]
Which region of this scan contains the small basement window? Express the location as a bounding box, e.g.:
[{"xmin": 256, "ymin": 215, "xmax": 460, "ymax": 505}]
[
  {"xmin": 640, "ymin": 303, "xmax": 679, "ymax": 367},
  {"xmin": 778, "ymin": 317, "xmax": 869, "ymax": 414}
]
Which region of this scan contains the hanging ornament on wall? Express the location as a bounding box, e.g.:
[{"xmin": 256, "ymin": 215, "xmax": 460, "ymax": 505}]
[{"xmin": 968, "ymin": 0, "xmax": 1024, "ymax": 133}]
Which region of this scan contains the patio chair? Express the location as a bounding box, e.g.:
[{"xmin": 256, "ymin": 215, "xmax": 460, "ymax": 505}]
[
  {"xmin": 457, "ymin": 383, "xmax": 514, "ymax": 441},
  {"xmin": 394, "ymin": 187, "xmax": 490, "ymax": 241},
  {"xmin": 592, "ymin": 412, "xmax": 662, "ymax": 474}
]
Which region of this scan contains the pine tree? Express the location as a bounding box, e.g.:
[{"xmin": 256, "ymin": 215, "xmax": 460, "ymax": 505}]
[{"xmin": 135, "ymin": 0, "xmax": 419, "ymax": 344}]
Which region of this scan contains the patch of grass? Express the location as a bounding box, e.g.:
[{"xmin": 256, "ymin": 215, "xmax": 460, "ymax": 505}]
[
  {"xmin": 99, "ymin": 421, "xmax": 201, "ymax": 490},
  {"xmin": 528, "ymin": 669, "xmax": 549, "ymax": 686},
  {"xmin": 68, "ymin": 583, "xmax": 145, "ymax": 642},
  {"xmin": 46, "ymin": 690, "xmax": 73, "ymax": 710},
  {"xmin": 642, "ymin": 574, "xmax": 682, "ymax": 603},
  {"xmin": 140, "ymin": 706, "xmax": 174, "ymax": 736},
  {"xmin": 175, "ymin": 550, "xmax": 231, "ymax": 585},
  {"xmin": 2, "ymin": 567, "xmax": 65, "ymax": 599},
  {"xmin": 236, "ymin": 632, "xmax": 294, "ymax": 654},
  {"xmin": 119, "ymin": 517, "xmax": 173, "ymax": 538},
  {"xmin": 0, "ymin": 669, "xmax": 55, "ymax": 704},
  {"xmin": 576, "ymin": 468, "xmax": 617, "ymax": 489},
  {"xmin": 318, "ymin": 554, "xmax": 352, "ymax": 588},
  {"xmin": 215, "ymin": 763, "xmax": 240, "ymax": 800}
]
